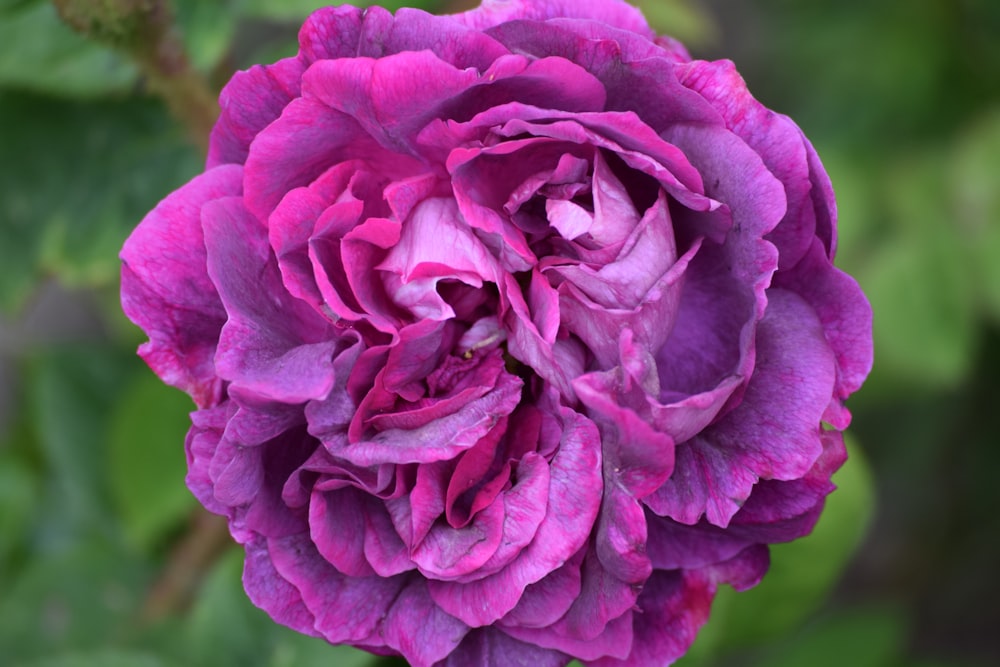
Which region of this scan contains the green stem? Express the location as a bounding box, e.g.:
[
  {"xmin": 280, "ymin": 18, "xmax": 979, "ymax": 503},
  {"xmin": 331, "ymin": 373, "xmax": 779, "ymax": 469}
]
[{"xmin": 52, "ymin": 0, "xmax": 218, "ymax": 153}]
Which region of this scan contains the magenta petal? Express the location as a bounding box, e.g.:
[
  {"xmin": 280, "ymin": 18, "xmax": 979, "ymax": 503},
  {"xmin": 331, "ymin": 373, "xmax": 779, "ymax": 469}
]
[
  {"xmin": 428, "ymin": 408, "xmax": 601, "ymax": 626},
  {"xmin": 379, "ymin": 197, "xmax": 502, "ymax": 288},
  {"xmin": 773, "ymin": 239, "xmax": 873, "ymax": 428},
  {"xmin": 242, "ymin": 535, "xmax": 319, "ymax": 638},
  {"xmin": 499, "ymin": 550, "xmax": 584, "ymax": 628},
  {"xmin": 646, "ymin": 512, "xmax": 752, "ymax": 570},
  {"xmin": 587, "ymin": 570, "xmax": 711, "ymax": 667},
  {"xmin": 457, "ymin": 0, "xmax": 655, "ymax": 39},
  {"xmin": 518, "ymin": 548, "xmax": 636, "ymax": 654},
  {"xmin": 339, "ymin": 370, "xmax": 522, "ymax": 466},
  {"xmin": 208, "ymin": 58, "xmax": 303, "ymax": 168},
  {"xmin": 242, "ymin": 97, "xmax": 406, "ymax": 221},
  {"xmin": 267, "ymin": 532, "xmax": 403, "ymax": 645},
  {"xmin": 503, "ymin": 608, "xmax": 633, "ymax": 661},
  {"xmin": 302, "ymin": 50, "xmax": 480, "ymax": 155},
  {"xmin": 382, "ymin": 579, "xmax": 470, "ymax": 667},
  {"xmin": 647, "ymin": 289, "xmax": 837, "ymax": 527},
  {"xmin": 678, "ymin": 59, "xmax": 815, "ymax": 270},
  {"xmin": 310, "ymin": 486, "xmax": 376, "ymax": 577},
  {"xmin": 202, "ymin": 197, "xmax": 340, "ymax": 404},
  {"xmin": 310, "ymin": 485, "xmax": 413, "ymax": 578},
  {"xmin": 185, "ymin": 406, "xmax": 230, "ymax": 516},
  {"xmin": 440, "ymin": 628, "xmax": 570, "ymax": 667},
  {"xmin": 120, "ymin": 164, "xmax": 242, "ymax": 406}
]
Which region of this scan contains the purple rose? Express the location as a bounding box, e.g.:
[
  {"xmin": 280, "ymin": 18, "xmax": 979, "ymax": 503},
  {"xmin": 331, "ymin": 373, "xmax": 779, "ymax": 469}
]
[{"xmin": 120, "ymin": 0, "xmax": 873, "ymax": 664}]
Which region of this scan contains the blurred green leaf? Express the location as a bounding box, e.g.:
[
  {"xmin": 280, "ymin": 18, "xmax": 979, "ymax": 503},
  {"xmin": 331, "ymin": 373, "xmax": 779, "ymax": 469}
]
[
  {"xmin": 950, "ymin": 108, "xmax": 1000, "ymax": 325},
  {"xmin": 0, "ymin": 454, "xmax": 38, "ymax": 572},
  {"xmin": 685, "ymin": 434, "xmax": 875, "ymax": 660},
  {"xmin": 859, "ymin": 153, "xmax": 978, "ymax": 390},
  {"xmin": 26, "ymin": 345, "xmax": 138, "ymax": 535},
  {"xmin": 108, "ymin": 370, "xmax": 196, "ymax": 552},
  {"xmin": 634, "ymin": 0, "xmax": 717, "ymax": 48},
  {"xmin": 0, "ymin": 0, "xmax": 136, "ymax": 96},
  {"xmin": 750, "ymin": 606, "xmax": 906, "ymax": 667},
  {"xmin": 175, "ymin": 0, "xmax": 237, "ymax": 71},
  {"xmin": 0, "ymin": 541, "xmax": 149, "ymax": 663},
  {"xmin": 16, "ymin": 650, "xmax": 172, "ymax": 667},
  {"xmin": 0, "ymin": 91, "xmax": 201, "ymax": 312}
]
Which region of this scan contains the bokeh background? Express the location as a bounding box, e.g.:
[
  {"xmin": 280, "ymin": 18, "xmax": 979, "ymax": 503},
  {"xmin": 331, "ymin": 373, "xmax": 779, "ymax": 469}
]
[{"xmin": 1, "ymin": 1, "xmax": 998, "ymax": 665}]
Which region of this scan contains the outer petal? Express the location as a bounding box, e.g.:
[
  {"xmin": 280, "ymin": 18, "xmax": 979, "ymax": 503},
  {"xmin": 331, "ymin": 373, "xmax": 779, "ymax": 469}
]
[
  {"xmin": 121, "ymin": 164, "xmax": 242, "ymax": 407},
  {"xmin": 382, "ymin": 579, "xmax": 470, "ymax": 667},
  {"xmin": 439, "ymin": 628, "xmax": 570, "ymax": 667},
  {"xmin": 208, "ymin": 58, "xmax": 303, "ymax": 168},
  {"xmin": 678, "ymin": 59, "xmax": 816, "ymax": 270},
  {"xmin": 267, "ymin": 532, "xmax": 404, "ymax": 646},
  {"xmin": 647, "ymin": 289, "xmax": 837, "ymax": 527},
  {"xmin": 455, "ymin": 0, "xmax": 655, "ymax": 39},
  {"xmin": 773, "ymin": 239, "xmax": 873, "ymax": 428}
]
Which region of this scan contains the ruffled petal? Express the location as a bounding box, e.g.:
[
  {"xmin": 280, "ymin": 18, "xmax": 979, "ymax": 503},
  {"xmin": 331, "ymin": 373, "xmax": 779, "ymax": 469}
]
[{"xmin": 120, "ymin": 165, "xmax": 242, "ymax": 406}]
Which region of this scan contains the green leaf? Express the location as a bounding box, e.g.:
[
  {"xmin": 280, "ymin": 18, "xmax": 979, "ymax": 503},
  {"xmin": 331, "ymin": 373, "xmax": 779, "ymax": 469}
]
[
  {"xmin": 0, "ymin": 454, "xmax": 38, "ymax": 571},
  {"xmin": 950, "ymin": 108, "xmax": 1000, "ymax": 325},
  {"xmin": 750, "ymin": 606, "xmax": 906, "ymax": 667},
  {"xmin": 25, "ymin": 344, "xmax": 138, "ymax": 535},
  {"xmin": 0, "ymin": 91, "xmax": 201, "ymax": 312},
  {"xmin": 16, "ymin": 650, "xmax": 172, "ymax": 667},
  {"xmin": 175, "ymin": 0, "xmax": 237, "ymax": 71},
  {"xmin": 858, "ymin": 152, "xmax": 977, "ymax": 390},
  {"xmin": 686, "ymin": 434, "xmax": 876, "ymax": 658},
  {"xmin": 634, "ymin": 0, "xmax": 717, "ymax": 48},
  {"xmin": 0, "ymin": 0, "xmax": 136, "ymax": 96},
  {"xmin": 108, "ymin": 370, "xmax": 196, "ymax": 552},
  {"xmin": 0, "ymin": 541, "xmax": 149, "ymax": 663}
]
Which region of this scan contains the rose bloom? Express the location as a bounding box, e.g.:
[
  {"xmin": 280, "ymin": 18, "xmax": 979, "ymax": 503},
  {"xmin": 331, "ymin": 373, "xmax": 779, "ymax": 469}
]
[{"xmin": 121, "ymin": 0, "xmax": 873, "ymax": 664}]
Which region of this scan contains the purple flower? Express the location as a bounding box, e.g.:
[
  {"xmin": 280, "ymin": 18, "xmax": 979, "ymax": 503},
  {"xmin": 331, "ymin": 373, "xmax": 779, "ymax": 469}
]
[{"xmin": 120, "ymin": 1, "xmax": 873, "ymax": 664}]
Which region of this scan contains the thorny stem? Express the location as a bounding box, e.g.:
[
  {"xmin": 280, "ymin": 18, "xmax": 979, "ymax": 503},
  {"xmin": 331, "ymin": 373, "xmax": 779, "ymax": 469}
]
[{"xmin": 52, "ymin": 0, "xmax": 218, "ymax": 152}]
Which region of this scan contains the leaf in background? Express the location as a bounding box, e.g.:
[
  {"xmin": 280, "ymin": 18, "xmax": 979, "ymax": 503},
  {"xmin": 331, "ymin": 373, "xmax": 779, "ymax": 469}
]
[
  {"xmin": 950, "ymin": 108, "xmax": 1000, "ymax": 325},
  {"xmin": 0, "ymin": 0, "xmax": 136, "ymax": 96},
  {"xmin": 0, "ymin": 92, "xmax": 201, "ymax": 313},
  {"xmin": 16, "ymin": 650, "xmax": 173, "ymax": 667},
  {"xmin": 634, "ymin": 0, "xmax": 717, "ymax": 49},
  {"xmin": 25, "ymin": 345, "xmax": 138, "ymax": 537},
  {"xmin": 859, "ymin": 153, "xmax": 978, "ymax": 390},
  {"xmin": 0, "ymin": 453, "xmax": 38, "ymax": 574},
  {"xmin": 682, "ymin": 434, "xmax": 876, "ymax": 660},
  {"xmin": 108, "ymin": 370, "xmax": 196, "ymax": 552},
  {"xmin": 175, "ymin": 0, "xmax": 237, "ymax": 72},
  {"xmin": 0, "ymin": 541, "xmax": 149, "ymax": 663},
  {"xmin": 747, "ymin": 606, "xmax": 906, "ymax": 667}
]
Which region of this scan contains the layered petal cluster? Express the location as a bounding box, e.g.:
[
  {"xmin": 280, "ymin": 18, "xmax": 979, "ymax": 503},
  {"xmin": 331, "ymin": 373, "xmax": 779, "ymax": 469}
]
[{"xmin": 120, "ymin": 1, "xmax": 872, "ymax": 665}]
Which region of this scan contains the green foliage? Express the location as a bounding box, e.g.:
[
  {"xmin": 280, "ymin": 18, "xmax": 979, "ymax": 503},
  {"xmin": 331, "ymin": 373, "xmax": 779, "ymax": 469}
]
[
  {"xmin": 0, "ymin": 0, "xmax": 136, "ymax": 96},
  {"xmin": 108, "ymin": 371, "xmax": 196, "ymax": 552},
  {"xmin": 0, "ymin": 540, "xmax": 151, "ymax": 663},
  {"xmin": 0, "ymin": 92, "xmax": 200, "ymax": 312}
]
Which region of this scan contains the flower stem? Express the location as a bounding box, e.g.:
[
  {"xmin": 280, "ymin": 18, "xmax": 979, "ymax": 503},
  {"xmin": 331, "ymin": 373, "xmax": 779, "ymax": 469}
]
[{"xmin": 52, "ymin": 0, "xmax": 218, "ymax": 152}]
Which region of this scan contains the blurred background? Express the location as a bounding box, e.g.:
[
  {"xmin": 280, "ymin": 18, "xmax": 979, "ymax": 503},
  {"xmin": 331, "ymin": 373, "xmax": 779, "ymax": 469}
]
[{"xmin": 1, "ymin": 0, "xmax": 998, "ymax": 665}]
